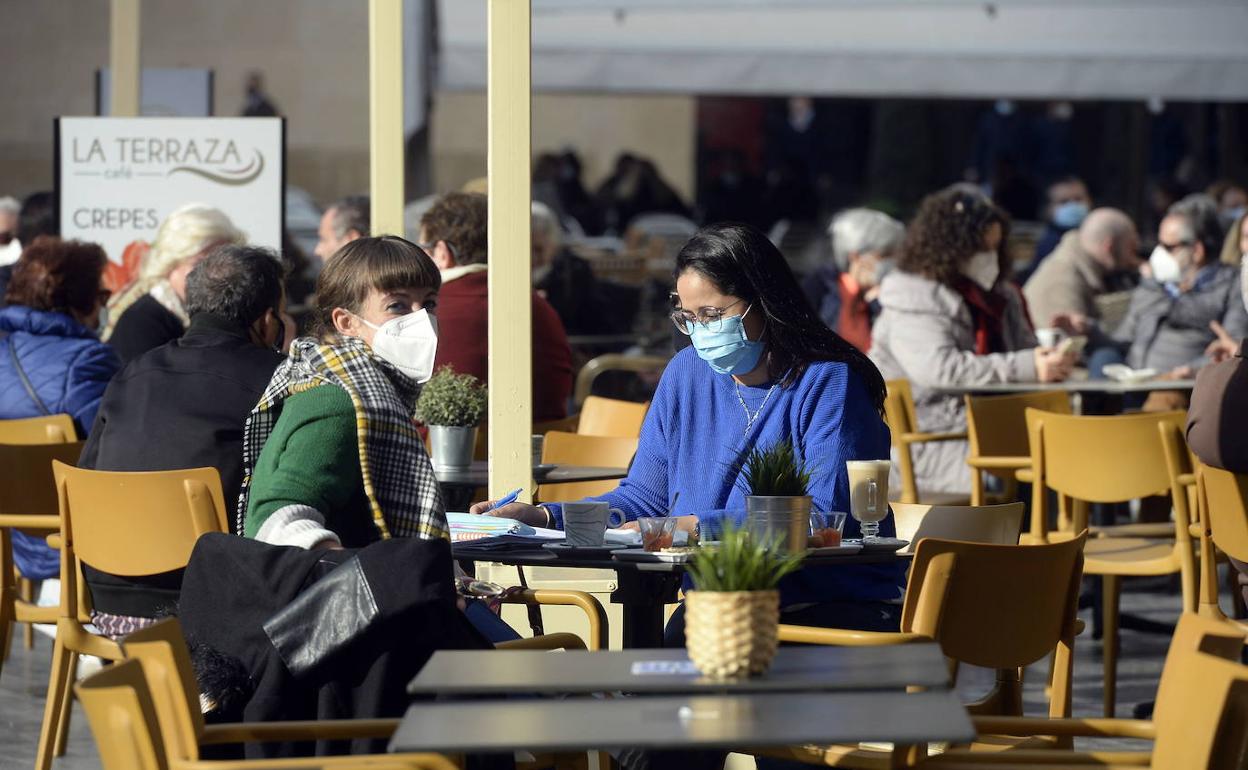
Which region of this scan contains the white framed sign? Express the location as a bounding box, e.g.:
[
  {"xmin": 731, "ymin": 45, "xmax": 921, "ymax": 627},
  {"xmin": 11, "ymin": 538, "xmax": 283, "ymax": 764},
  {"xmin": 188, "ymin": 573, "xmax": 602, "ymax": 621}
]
[{"xmin": 56, "ymin": 117, "xmax": 284, "ymax": 263}]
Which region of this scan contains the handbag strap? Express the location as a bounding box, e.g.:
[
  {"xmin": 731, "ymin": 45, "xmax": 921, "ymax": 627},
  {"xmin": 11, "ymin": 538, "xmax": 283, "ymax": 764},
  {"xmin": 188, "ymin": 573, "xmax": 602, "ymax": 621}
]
[{"xmin": 2, "ymin": 331, "xmax": 53, "ymax": 416}]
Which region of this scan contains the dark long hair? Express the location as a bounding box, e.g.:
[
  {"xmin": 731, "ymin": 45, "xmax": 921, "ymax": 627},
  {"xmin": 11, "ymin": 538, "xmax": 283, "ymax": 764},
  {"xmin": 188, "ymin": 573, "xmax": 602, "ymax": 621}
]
[{"xmin": 675, "ymin": 223, "xmax": 886, "ymax": 412}]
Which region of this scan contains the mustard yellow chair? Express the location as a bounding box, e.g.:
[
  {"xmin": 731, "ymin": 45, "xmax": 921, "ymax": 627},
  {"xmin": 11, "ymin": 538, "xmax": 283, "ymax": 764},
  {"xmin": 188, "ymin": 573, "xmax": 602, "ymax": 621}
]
[
  {"xmin": 890, "ymin": 502, "xmax": 1025, "ymax": 552},
  {"xmin": 75, "ymin": 657, "xmax": 458, "ymax": 770},
  {"xmin": 0, "ymin": 440, "xmax": 84, "ymax": 668},
  {"xmin": 1025, "ymin": 409, "xmax": 1196, "ymax": 718},
  {"xmin": 536, "ymin": 430, "xmax": 638, "ymax": 502},
  {"xmin": 1196, "ymin": 464, "xmax": 1248, "ymax": 631},
  {"xmin": 576, "ymin": 396, "xmax": 648, "ymax": 439},
  {"xmin": 884, "ymin": 379, "xmax": 969, "ymax": 506},
  {"xmin": 919, "ymin": 612, "xmax": 1248, "ymax": 769},
  {"xmin": 37, "ymin": 463, "xmax": 229, "ymax": 770},
  {"xmin": 0, "ymin": 414, "xmax": 77, "ymax": 444},
  {"xmin": 756, "ymin": 535, "xmax": 1086, "ymax": 769},
  {"xmin": 964, "ymin": 391, "xmax": 1070, "ymax": 506}
]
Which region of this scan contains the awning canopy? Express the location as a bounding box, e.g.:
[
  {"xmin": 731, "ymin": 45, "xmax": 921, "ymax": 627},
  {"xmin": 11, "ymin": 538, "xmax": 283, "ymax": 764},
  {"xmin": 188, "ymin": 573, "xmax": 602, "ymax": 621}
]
[{"xmin": 438, "ymin": 0, "xmax": 1248, "ymax": 101}]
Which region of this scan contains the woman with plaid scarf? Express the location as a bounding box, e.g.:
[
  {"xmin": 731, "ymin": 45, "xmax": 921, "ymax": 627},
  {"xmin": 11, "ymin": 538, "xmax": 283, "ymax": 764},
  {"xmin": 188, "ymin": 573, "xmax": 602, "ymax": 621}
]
[{"xmin": 238, "ymin": 236, "xmax": 449, "ymax": 550}]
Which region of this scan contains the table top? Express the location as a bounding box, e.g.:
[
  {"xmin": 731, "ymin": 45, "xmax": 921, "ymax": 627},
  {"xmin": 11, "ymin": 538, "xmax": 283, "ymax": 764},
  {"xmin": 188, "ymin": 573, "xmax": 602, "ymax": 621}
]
[
  {"xmin": 452, "ymin": 546, "xmax": 912, "ymax": 573},
  {"xmin": 408, "ymin": 644, "xmax": 950, "ymax": 696},
  {"xmin": 389, "ymin": 690, "xmax": 975, "ymax": 753},
  {"xmin": 435, "ymin": 462, "xmax": 628, "ymax": 488},
  {"xmin": 935, "ymin": 378, "xmax": 1196, "ymax": 395}
]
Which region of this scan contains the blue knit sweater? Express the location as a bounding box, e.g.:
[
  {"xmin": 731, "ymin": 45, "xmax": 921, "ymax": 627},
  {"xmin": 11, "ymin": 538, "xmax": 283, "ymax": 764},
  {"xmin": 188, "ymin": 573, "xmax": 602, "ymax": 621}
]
[{"xmin": 551, "ymin": 347, "xmax": 906, "ymax": 606}]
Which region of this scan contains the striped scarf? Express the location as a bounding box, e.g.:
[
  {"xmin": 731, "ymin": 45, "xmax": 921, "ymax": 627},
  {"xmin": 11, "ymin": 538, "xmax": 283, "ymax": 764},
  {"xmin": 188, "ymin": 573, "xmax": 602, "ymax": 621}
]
[{"xmin": 236, "ymin": 335, "xmax": 449, "ymax": 542}]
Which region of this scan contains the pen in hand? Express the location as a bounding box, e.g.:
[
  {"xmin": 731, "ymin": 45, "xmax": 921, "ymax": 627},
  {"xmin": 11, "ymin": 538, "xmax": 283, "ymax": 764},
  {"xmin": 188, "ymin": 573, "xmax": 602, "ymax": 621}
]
[{"xmin": 482, "ymin": 487, "xmax": 524, "ymax": 515}]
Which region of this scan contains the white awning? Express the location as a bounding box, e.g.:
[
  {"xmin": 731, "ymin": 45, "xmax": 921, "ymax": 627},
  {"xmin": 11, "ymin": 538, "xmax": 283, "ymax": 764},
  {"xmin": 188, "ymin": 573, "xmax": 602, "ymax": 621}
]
[{"xmin": 438, "ymin": 0, "xmax": 1248, "ymax": 100}]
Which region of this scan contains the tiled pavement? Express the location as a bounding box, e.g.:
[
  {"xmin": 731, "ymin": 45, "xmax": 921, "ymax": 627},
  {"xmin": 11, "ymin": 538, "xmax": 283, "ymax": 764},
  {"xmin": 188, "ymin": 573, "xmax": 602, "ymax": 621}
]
[{"xmin": 0, "ymin": 576, "xmax": 1192, "ymax": 769}]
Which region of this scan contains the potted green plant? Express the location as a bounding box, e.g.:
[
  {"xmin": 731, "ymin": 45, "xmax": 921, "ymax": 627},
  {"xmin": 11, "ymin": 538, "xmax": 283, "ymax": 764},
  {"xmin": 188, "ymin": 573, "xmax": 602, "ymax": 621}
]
[
  {"xmin": 415, "ymin": 365, "xmax": 488, "ymax": 471},
  {"xmin": 684, "ymin": 524, "xmax": 804, "ymax": 678},
  {"xmin": 740, "ymin": 439, "xmax": 814, "ymax": 554}
]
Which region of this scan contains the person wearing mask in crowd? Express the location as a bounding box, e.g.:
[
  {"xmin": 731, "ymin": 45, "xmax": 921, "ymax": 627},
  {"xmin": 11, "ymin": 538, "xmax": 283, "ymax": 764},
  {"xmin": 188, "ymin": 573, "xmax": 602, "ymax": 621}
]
[
  {"xmin": 1209, "ymin": 179, "xmax": 1247, "ymax": 232},
  {"xmin": 474, "ymin": 223, "xmax": 906, "ymax": 637},
  {"xmin": 870, "ymin": 186, "xmax": 1076, "ymax": 496},
  {"xmin": 531, "ymin": 201, "xmax": 633, "ymax": 337},
  {"xmin": 803, "ymin": 208, "xmax": 904, "ymax": 352},
  {"xmin": 239, "ymin": 236, "xmax": 516, "ymax": 642},
  {"xmin": 104, "ymin": 204, "xmax": 245, "ymax": 363},
  {"xmin": 0, "ymin": 191, "xmax": 58, "ymax": 306},
  {"xmin": 78, "ymin": 245, "xmax": 292, "ymax": 635},
  {"xmin": 421, "ymin": 192, "xmax": 573, "ymax": 421},
  {"xmin": 0, "ymin": 237, "xmax": 119, "ymax": 594},
  {"xmin": 1020, "ymin": 176, "xmax": 1092, "ymax": 280},
  {"xmin": 0, "ymin": 196, "xmax": 20, "ymax": 268},
  {"xmin": 314, "ymin": 194, "xmax": 370, "ymax": 265},
  {"xmin": 1106, "ymin": 195, "xmax": 1248, "ymax": 399},
  {"xmin": 1024, "ymin": 207, "xmax": 1140, "ymax": 342}
]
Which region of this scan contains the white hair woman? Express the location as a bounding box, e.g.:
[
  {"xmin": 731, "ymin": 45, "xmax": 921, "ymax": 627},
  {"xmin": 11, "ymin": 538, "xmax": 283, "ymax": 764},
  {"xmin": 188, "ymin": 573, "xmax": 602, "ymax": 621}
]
[{"xmin": 103, "ymin": 203, "xmax": 244, "ymax": 362}]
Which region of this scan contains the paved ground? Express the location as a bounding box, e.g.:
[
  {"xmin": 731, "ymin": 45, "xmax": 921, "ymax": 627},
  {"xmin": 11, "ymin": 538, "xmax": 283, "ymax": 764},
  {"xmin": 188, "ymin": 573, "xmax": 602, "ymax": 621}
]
[{"xmin": 0, "ymin": 576, "xmax": 1189, "ymax": 769}]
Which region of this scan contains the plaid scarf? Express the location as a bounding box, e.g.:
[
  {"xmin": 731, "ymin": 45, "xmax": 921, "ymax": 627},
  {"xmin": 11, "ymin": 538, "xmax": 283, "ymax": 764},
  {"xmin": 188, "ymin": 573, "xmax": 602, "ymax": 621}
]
[{"xmin": 236, "ymin": 335, "xmax": 449, "ymax": 542}]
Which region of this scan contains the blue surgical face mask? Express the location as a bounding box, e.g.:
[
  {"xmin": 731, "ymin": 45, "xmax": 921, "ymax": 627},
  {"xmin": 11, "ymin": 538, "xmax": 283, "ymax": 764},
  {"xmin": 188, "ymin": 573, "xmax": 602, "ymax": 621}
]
[
  {"xmin": 689, "ymin": 304, "xmax": 765, "ymax": 376},
  {"xmin": 1052, "ymin": 201, "xmax": 1089, "ymax": 229}
]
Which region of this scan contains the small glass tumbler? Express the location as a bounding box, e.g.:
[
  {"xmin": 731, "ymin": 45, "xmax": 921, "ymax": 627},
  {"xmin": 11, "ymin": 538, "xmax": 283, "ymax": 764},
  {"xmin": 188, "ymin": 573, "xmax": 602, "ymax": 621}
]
[{"xmin": 639, "ymin": 517, "xmax": 678, "ymax": 552}]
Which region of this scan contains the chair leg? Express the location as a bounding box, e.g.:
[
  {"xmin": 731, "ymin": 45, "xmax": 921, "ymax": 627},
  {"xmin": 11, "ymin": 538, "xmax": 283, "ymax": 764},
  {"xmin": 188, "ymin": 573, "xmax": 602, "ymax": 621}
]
[
  {"xmin": 0, "ymin": 533, "xmax": 14, "ymax": 667},
  {"xmin": 1102, "ymin": 575, "xmax": 1121, "ymax": 718},
  {"xmin": 19, "ymin": 579, "xmax": 35, "ymax": 650},
  {"xmin": 54, "ymin": 650, "xmax": 77, "ymax": 756},
  {"xmin": 35, "ymin": 633, "xmax": 73, "ymax": 770}
]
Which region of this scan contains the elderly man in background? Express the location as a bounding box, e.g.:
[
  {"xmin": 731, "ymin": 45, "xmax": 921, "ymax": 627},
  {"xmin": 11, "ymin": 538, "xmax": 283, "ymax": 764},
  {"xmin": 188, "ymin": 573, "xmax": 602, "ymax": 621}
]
[
  {"xmin": 803, "ymin": 207, "xmax": 904, "ymax": 352},
  {"xmin": 1024, "ymin": 207, "xmax": 1139, "ymax": 336},
  {"xmin": 1104, "ymin": 196, "xmax": 1248, "ymax": 398},
  {"xmin": 314, "ymin": 194, "xmax": 370, "ymax": 263}
]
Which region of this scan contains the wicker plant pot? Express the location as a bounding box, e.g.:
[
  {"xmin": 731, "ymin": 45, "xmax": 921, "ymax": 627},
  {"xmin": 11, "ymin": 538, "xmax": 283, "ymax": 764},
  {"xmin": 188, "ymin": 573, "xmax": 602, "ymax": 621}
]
[{"xmin": 684, "ymin": 589, "xmax": 780, "ymax": 679}]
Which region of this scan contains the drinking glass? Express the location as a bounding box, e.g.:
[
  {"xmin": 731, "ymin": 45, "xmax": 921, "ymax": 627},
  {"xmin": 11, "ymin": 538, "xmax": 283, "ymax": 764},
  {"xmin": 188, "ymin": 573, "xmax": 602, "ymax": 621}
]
[
  {"xmin": 639, "ymin": 517, "xmax": 678, "ymax": 552},
  {"xmin": 847, "ymin": 460, "xmax": 889, "ymax": 542}
]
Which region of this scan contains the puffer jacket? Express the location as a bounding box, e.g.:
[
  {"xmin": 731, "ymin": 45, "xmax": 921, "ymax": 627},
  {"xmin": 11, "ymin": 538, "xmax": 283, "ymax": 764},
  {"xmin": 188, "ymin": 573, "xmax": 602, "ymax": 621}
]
[
  {"xmin": 870, "ymin": 271, "xmax": 1037, "ymax": 495},
  {"xmin": 0, "ymin": 305, "xmax": 119, "ymax": 578}
]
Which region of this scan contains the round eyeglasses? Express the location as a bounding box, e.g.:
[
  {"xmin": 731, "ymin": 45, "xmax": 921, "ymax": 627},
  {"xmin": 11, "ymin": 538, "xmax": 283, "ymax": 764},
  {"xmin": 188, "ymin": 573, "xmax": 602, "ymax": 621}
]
[{"xmin": 668, "ymin": 294, "xmax": 746, "ymax": 335}]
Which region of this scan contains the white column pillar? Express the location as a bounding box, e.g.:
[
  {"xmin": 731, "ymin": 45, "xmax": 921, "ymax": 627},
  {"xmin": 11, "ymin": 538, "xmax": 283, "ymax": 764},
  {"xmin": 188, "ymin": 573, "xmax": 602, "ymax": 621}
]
[
  {"xmin": 369, "ymin": 0, "xmax": 405, "ymax": 236},
  {"xmin": 109, "ymin": 0, "xmax": 141, "ymax": 117}
]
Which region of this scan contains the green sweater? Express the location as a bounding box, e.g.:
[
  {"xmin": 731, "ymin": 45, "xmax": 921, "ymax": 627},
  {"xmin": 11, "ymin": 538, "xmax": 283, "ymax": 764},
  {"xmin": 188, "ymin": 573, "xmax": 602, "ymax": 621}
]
[{"xmin": 244, "ymin": 385, "xmax": 380, "ymax": 547}]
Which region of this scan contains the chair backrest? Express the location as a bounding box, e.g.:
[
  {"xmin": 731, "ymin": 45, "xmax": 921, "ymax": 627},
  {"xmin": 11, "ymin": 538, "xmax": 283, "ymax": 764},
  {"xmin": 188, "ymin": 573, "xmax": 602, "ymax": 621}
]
[
  {"xmin": 883, "ymin": 379, "xmax": 918, "ymax": 435},
  {"xmin": 1151, "ymin": 613, "xmax": 1248, "ymax": 770},
  {"xmin": 577, "ymin": 396, "xmax": 648, "ymax": 438},
  {"xmin": 74, "ymin": 659, "xmax": 169, "ymax": 770},
  {"xmin": 120, "ymin": 618, "xmax": 206, "ymax": 762},
  {"xmin": 52, "ymin": 462, "xmax": 228, "ymax": 621},
  {"xmin": 1200, "ymin": 464, "xmax": 1248, "ymax": 566},
  {"xmin": 0, "ymin": 414, "xmax": 77, "ymax": 444},
  {"xmin": 0, "ymin": 442, "xmax": 84, "ymax": 522},
  {"xmin": 537, "ymin": 431, "xmax": 638, "ymax": 501},
  {"xmin": 891, "ymin": 502, "xmax": 1024, "ymax": 552},
  {"xmin": 902, "ymin": 535, "xmax": 1084, "ymax": 693},
  {"xmin": 573, "ymin": 354, "xmax": 669, "ymax": 409},
  {"xmin": 965, "ymin": 390, "xmax": 1070, "ymax": 460}
]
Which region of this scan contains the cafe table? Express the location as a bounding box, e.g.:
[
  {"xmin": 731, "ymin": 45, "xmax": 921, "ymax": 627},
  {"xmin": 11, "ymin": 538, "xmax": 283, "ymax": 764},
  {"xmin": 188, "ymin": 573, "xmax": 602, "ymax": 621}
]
[
  {"xmin": 452, "ymin": 545, "xmax": 911, "ymax": 649},
  {"xmin": 934, "ymin": 378, "xmax": 1196, "ymax": 396},
  {"xmin": 435, "ymin": 461, "xmax": 628, "ymax": 489},
  {"xmin": 391, "ymin": 645, "xmax": 972, "ymax": 760}
]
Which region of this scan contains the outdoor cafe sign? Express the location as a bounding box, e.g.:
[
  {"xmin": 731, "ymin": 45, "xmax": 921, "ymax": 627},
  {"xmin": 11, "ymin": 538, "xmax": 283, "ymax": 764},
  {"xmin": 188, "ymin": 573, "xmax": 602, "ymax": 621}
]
[{"xmin": 57, "ymin": 117, "xmax": 284, "ymax": 262}]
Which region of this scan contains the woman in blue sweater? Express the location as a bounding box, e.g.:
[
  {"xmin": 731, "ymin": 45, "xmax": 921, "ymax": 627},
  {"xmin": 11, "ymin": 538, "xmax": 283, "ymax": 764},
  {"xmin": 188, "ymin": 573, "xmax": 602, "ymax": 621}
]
[{"xmin": 476, "ymin": 223, "xmax": 905, "ymax": 634}]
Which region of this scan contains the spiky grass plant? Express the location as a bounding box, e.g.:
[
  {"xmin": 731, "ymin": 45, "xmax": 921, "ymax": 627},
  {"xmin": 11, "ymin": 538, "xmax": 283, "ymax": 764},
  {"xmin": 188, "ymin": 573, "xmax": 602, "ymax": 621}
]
[
  {"xmin": 739, "ymin": 439, "xmax": 812, "ymax": 497},
  {"xmin": 685, "ymin": 522, "xmax": 805, "ymax": 592}
]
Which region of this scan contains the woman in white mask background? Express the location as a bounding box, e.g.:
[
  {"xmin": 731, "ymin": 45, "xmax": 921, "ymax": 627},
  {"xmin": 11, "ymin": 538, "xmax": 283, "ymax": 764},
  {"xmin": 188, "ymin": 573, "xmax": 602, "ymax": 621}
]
[
  {"xmin": 239, "ymin": 236, "xmax": 447, "ymax": 551},
  {"xmin": 869, "ymin": 185, "xmax": 1076, "ymax": 496}
]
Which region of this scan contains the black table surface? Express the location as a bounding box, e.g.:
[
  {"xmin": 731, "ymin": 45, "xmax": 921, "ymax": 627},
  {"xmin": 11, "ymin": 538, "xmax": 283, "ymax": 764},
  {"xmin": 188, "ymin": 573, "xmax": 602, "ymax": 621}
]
[
  {"xmin": 436, "ymin": 462, "xmax": 628, "ymax": 487},
  {"xmin": 453, "ymin": 546, "xmax": 912, "ymax": 573},
  {"xmin": 408, "ymin": 643, "xmax": 949, "ymax": 696},
  {"xmin": 390, "ymin": 690, "xmax": 975, "ymax": 754}
]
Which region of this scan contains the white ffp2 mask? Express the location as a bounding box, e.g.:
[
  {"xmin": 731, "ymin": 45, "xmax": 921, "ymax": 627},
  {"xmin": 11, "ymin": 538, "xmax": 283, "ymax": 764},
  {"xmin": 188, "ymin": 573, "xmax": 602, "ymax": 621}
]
[
  {"xmin": 1149, "ymin": 245, "xmax": 1183, "ymax": 285},
  {"xmin": 961, "ymin": 251, "xmax": 1000, "ymax": 291},
  {"xmin": 358, "ymin": 309, "xmax": 439, "ymax": 383}
]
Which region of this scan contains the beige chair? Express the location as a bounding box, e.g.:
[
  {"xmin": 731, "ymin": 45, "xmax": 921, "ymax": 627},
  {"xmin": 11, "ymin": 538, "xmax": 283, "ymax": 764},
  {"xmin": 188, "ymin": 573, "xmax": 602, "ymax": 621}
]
[
  {"xmin": 1026, "ymin": 409, "xmax": 1197, "ymax": 717},
  {"xmin": 920, "ymin": 612, "xmax": 1248, "ymax": 769},
  {"xmin": 75, "ymin": 657, "xmax": 458, "ymax": 770},
  {"xmin": 577, "ymin": 395, "xmax": 648, "ymax": 438},
  {"xmin": 0, "ymin": 414, "xmax": 77, "ymax": 444},
  {"xmin": 891, "ymin": 502, "xmax": 1025, "ymax": 553},
  {"xmin": 536, "ymin": 430, "xmax": 638, "ymax": 502},
  {"xmin": 1196, "ymin": 464, "xmax": 1248, "ymax": 631},
  {"xmin": 884, "ymin": 379, "xmax": 970, "ymax": 506},
  {"xmin": 37, "ymin": 463, "xmax": 229, "ymax": 770},
  {"xmin": 964, "ymin": 391, "xmax": 1070, "ymax": 506}
]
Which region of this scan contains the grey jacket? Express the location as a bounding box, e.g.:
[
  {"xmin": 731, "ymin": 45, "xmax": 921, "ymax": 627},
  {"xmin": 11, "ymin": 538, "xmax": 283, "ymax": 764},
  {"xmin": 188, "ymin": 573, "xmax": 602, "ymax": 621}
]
[
  {"xmin": 1023, "ymin": 231, "xmax": 1106, "ymax": 330},
  {"xmin": 870, "ymin": 271, "xmax": 1038, "ymax": 494},
  {"xmin": 1113, "ymin": 264, "xmax": 1248, "ymax": 373}
]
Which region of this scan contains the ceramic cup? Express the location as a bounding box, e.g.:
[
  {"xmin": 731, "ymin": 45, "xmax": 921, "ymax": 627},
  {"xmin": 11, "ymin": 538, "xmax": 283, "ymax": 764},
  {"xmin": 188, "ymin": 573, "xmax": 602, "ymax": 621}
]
[{"xmin": 562, "ymin": 501, "xmax": 609, "ymax": 546}]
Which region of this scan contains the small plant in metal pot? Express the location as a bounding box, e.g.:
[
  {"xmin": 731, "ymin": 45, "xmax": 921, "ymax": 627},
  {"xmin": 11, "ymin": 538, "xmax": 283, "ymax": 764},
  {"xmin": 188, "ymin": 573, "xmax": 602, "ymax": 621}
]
[
  {"xmin": 740, "ymin": 439, "xmax": 814, "ymax": 554},
  {"xmin": 684, "ymin": 523, "xmax": 804, "ymax": 679},
  {"xmin": 416, "ymin": 365, "xmax": 487, "ymax": 471}
]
